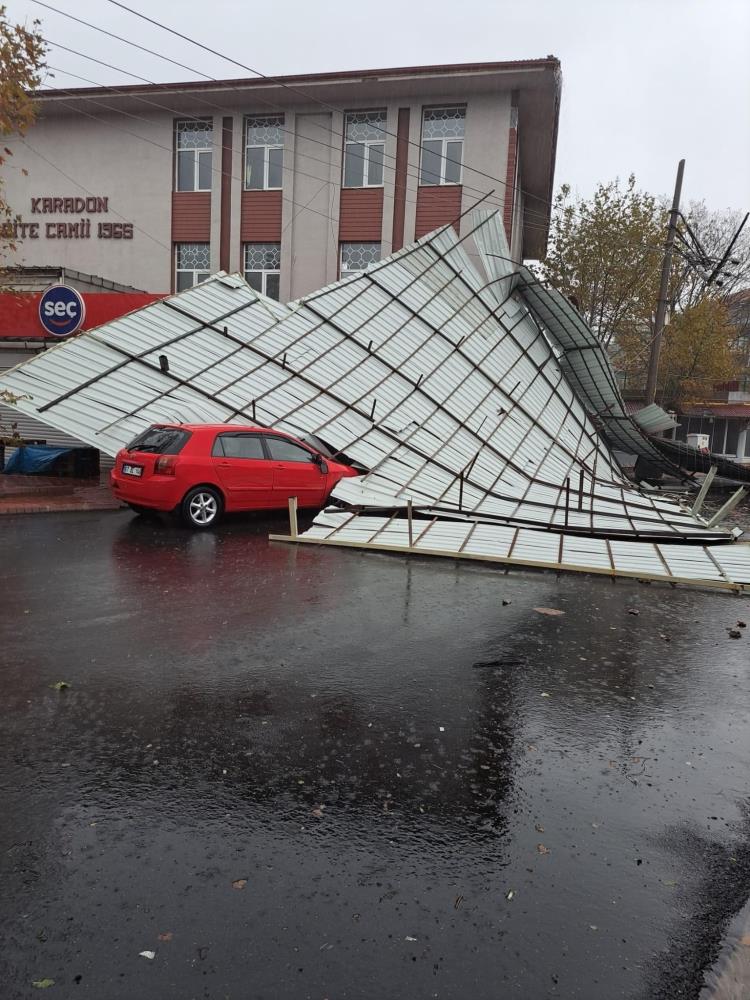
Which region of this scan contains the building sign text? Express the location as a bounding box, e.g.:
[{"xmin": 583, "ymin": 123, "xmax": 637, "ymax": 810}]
[{"xmin": 2, "ymin": 195, "xmax": 134, "ymax": 241}]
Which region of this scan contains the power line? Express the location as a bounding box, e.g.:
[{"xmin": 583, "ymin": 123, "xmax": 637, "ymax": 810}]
[
  {"xmin": 104, "ymin": 0, "xmax": 557, "ymax": 214},
  {"xmin": 45, "ymin": 41, "xmax": 555, "ymax": 231},
  {"xmin": 31, "ymin": 0, "xmax": 554, "ymax": 226},
  {"xmin": 19, "ymin": 138, "xmax": 172, "ymax": 251},
  {"xmin": 46, "ymin": 57, "xmax": 524, "ymax": 234}
]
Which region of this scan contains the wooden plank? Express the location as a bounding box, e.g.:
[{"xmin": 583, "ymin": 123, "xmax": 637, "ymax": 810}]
[{"xmin": 266, "ymin": 533, "xmax": 750, "ymax": 593}]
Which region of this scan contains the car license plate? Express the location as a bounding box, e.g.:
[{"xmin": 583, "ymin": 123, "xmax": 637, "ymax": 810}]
[{"xmin": 122, "ymin": 464, "xmax": 143, "ymax": 477}]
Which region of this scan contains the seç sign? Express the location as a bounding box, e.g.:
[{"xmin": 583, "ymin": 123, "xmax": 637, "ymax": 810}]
[{"xmin": 38, "ymin": 284, "xmax": 86, "ymax": 337}]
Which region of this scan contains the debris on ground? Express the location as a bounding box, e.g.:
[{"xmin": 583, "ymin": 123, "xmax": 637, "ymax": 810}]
[
  {"xmin": 31, "ymin": 980, "xmax": 55, "ymax": 989},
  {"xmin": 537, "ymin": 844, "xmax": 550, "ymax": 855},
  {"xmin": 138, "ymin": 951, "xmax": 156, "ymax": 960},
  {"xmin": 728, "ymin": 629, "xmax": 743, "ymax": 639},
  {"xmin": 231, "ymin": 879, "xmax": 247, "ymax": 890},
  {"xmin": 50, "ymin": 681, "xmax": 70, "ymax": 691},
  {"xmin": 534, "ymin": 607, "xmax": 565, "ymax": 616},
  {"xmin": 157, "ymin": 932, "xmax": 173, "ymax": 942}
]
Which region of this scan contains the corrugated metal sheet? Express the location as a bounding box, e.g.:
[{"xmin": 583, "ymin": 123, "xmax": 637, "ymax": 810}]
[
  {"xmin": 631, "ymin": 403, "xmax": 679, "ymax": 433},
  {"xmin": 508, "ymin": 253, "xmax": 681, "ymax": 474},
  {"xmin": 2, "ymin": 354, "xmax": 91, "ymax": 452},
  {"xmin": 1, "ymin": 212, "xmax": 746, "ymax": 590}
]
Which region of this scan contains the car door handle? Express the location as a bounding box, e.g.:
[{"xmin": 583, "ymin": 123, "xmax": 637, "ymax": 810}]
[{"xmin": 218, "ymin": 461, "xmax": 231, "ymax": 466}]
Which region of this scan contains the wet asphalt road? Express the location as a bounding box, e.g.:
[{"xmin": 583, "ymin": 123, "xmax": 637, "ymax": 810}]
[{"xmin": 1, "ymin": 509, "xmax": 749, "ymax": 1000}]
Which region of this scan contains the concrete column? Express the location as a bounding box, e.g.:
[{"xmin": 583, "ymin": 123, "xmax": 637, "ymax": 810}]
[{"xmin": 736, "ymin": 422, "xmax": 749, "ymax": 463}]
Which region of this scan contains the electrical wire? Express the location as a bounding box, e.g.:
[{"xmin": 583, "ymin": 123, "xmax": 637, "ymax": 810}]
[
  {"xmin": 46, "ymin": 58, "xmax": 524, "ymax": 236},
  {"xmin": 31, "ymin": 0, "xmax": 554, "ymax": 226},
  {"xmin": 104, "ymin": 0, "xmax": 558, "ymax": 215}
]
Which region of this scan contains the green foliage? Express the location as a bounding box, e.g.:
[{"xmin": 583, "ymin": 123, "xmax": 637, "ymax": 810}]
[
  {"xmin": 539, "ymin": 176, "xmax": 665, "ymax": 349},
  {"xmin": 538, "ymin": 176, "xmax": 750, "ymax": 402},
  {"xmin": 0, "ymin": 5, "xmax": 46, "ymax": 261}
]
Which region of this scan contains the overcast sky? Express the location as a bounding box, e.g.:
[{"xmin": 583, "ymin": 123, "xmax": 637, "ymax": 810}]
[{"xmin": 8, "ymin": 0, "xmax": 750, "ymax": 213}]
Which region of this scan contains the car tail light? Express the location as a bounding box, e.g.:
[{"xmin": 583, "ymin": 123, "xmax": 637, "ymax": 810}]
[{"xmin": 154, "ymin": 455, "xmax": 178, "ymax": 476}]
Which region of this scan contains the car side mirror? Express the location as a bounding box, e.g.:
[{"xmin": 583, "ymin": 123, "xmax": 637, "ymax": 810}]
[{"xmin": 311, "ymin": 452, "xmax": 328, "ymax": 474}]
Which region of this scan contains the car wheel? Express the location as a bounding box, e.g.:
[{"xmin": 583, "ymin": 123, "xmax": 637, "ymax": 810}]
[
  {"xmin": 181, "ymin": 486, "xmax": 222, "ymax": 529},
  {"xmin": 127, "ymin": 503, "xmax": 155, "ymax": 516}
]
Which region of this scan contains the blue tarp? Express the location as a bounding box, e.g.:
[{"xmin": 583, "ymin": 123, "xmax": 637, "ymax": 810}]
[{"xmin": 2, "ymin": 445, "xmax": 76, "ymax": 474}]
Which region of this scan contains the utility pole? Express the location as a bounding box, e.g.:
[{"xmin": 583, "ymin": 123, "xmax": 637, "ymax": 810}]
[{"xmin": 645, "ymin": 159, "xmax": 685, "ymax": 405}]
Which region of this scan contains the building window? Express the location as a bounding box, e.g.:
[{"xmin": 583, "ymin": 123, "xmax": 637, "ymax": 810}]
[
  {"xmin": 343, "ymin": 110, "xmax": 386, "ymax": 188},
  {"xmin": 244, "ymin": 243, "xmax": 281, "ymax": 299},
  {"xmin": 340, "ymin": 242, "xmax": 381, "ymax": 277},
  {"xmin": 245, "ymin": 116, "xmax": 284, "ymax": 190},
  {"xmin": 175, "ymin": 243, "xmax": 210, "ymax": 291},
  {"xmin": 175, "ymin": 119, "xmax": 213, "ymax": 192},
  {"xmin": 420, "ymin": 106, "xmax": 465, "ymax": 186}
]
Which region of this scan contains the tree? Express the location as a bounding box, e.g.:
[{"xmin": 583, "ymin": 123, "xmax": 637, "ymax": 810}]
[
  {"xmin": 539, "ymin": 176, "xmax": 665, "ymax": 349},
  {"xmin": 538, "ymin": 176, "xmax": 750, "ymax": 403},
  {"xmin": 0, "ymin": 5, "xmax": 46, "ymax": 265},
  {"xmin": 621, "ymin": 298, "xmax": 738, "ymax": 405}
]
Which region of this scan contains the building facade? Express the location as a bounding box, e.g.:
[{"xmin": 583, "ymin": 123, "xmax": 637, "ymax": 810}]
[{"xmin": 3, "ymin": 59, "xmax": 561, "ymax": 300}]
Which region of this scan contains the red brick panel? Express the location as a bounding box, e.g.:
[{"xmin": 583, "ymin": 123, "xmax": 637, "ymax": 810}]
[
  {"xmin": 171, "ymin": 191, "xmax": 211, "ymax": 241},
  {"xmin": 338, "ymin": 188, "xmax": 384, "ymax": 241},
  {"xmin": 391, "ymin": 108, "xmax": 410, "ymax": 252},
  {"xmin": 414, "ymin": 186, "xmax": 463, "ymax": 239},
  {"xmin": 240, "ymin": 190, "xmax": 283, "ymax": 241}
]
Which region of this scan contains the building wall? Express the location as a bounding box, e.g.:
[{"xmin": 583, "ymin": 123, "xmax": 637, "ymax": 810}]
[
  {"xmin": 4, "ymin": 88, "xmax": 521, "ymax": 300},
  {"xmin": 5, "ymin": 114, "xmax": 174, "ymax": 292}
]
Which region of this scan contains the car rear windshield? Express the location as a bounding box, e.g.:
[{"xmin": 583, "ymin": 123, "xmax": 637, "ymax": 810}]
[{"xmin": 125, "ymin": 427, "xmax": 191, "ymax": 455}]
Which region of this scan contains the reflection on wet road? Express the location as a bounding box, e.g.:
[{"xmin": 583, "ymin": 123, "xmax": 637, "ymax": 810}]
[{"xmin": 1, "ymin": 509, "xmax": 749, "ymax": 999}]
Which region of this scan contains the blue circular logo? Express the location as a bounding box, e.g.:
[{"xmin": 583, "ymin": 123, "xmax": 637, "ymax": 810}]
[{"xmin": 38, "ymin": 284, "xmax": 86, "ymax": 338}]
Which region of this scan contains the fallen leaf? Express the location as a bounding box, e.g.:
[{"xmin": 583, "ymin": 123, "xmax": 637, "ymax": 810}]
[
  {"xmin": 502, "ymin": 599, "xmax": 511, "ymax": 606},
  {"xmin": 627, "ymin": 608, "xmax": 640, "ymax": 616},
  {"xmin": 454, "ymin": 895, "xmax": 464, "ymax": 909},
  {"xmin": 311, "ymin": 806, "xmax": 324, "ymax": 818},
  {"xmin": 139, "ymin": 951, "xmax": 156, "ymax": 960},
  {"xmin": 405, "ymin": 935, "xmax": 418, "ymax": 942},
  {"xmin": 157, "ymin": 932, "xmax": 173, "ymax": 942},
  {"xmin": 728, "ymin": 629, "xmax": 742, "ymax": 639},
  {"xmin": 534, "ymin": 607, "xmax": 565, "ymax": 616},
  {"xmin": 736, "ymin": 620, "xmax": 746, "ymax": 628},
  {"xmin": 535, "ymin": 823, "xmax": 545, "ymax": 833},
  {"xmin": 536, "ymin": 843, "xmax": 550, "ymax": 855},
  {"xmin": 541, "ymin": 692, "xmax": 551, "ymax": 698},
  {"xmin": 589, "ymin": 925, "xmax": 598, "ymax": 931},
  {"xmin": 31, "ymin": 980, "xmax": 55, "ymax": 989},
  {"xmin": 506, "ymin": 889, "xmax": 515, "ymax": 900},
  {"xmin": 50, "ymin": 681, "xmax": 70, "ymax": 691},
  {"xmin": 232, "ymin": 879, "xmax": 247, "ymax": 890}
]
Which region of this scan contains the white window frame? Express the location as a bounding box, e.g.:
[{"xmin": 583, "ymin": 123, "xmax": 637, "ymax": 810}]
[
  {"xmin": 243, "ymin": 243, "xmax": 281, "ymax": 300},
  {"xmin": 244, "ymin": 116, "xmax": 284, "ymax": 191},
  {"xmin": 174, "ymin": 119, "xmax": 213, "ymax": 193},
  {"xmin": 343, "ymin": 110, "xmax": 387, "ymax": 189},
  {"xmin": 175, "ymin": 243, "xmax": 210, "ymax": 291},
  {"xmin": 420, "ymin": 106, "xmax": 466, "ymax": 187},
  {"xmin": 340, "ymin": 242, "xmax": 382, "ymax": 278}
]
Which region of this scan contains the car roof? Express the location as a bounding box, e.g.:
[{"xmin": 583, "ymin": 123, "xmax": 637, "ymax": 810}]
[{"xmin": 154, "ymin": 423, "xmax": 287, "ymax": 434}]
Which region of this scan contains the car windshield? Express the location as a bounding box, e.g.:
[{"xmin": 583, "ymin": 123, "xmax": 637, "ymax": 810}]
[{"xmin": 125, "ymin": 427, "xmax": 191, "ymax": 454}]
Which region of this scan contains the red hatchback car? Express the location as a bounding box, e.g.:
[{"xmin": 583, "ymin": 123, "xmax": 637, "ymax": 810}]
[{"xmin": 110, "ymin": 423, "xmax": 360, "ymax": 529}]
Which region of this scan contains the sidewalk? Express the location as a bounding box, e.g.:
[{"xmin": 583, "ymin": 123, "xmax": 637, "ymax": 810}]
[{"xmin": 0, "ymin": 471, "xmax": 123, "ymax": 515}]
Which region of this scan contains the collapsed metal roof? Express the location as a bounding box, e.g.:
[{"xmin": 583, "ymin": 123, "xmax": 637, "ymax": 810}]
[{"xmin": 1, "ymin": 211, "xmax": 748, "ymax": 591}]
